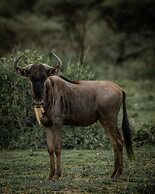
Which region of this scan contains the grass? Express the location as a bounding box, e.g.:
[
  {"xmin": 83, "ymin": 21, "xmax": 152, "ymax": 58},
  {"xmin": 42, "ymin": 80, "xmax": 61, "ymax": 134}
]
[{"xmin": 0, "ymin": 146, "xmax": 155, "ymax": 194}]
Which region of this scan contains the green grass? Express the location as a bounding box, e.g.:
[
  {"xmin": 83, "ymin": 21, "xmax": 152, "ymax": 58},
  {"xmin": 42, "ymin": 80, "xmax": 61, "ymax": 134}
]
[{"xmin": 0, "ymin": 146, "xmax": 155, "ymax": 193}]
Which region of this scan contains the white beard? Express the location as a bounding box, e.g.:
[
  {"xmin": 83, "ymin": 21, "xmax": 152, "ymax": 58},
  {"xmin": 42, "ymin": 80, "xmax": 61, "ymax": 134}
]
[{"xmin": 34, "ymin": 106, "xmax": 44, "ymax": 125}]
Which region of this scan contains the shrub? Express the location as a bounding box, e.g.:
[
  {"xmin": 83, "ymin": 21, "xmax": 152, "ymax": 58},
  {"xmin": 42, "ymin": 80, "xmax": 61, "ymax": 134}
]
[{"xmin": 133, "ymin": 123, "xmax": 155, "ymax": 146}]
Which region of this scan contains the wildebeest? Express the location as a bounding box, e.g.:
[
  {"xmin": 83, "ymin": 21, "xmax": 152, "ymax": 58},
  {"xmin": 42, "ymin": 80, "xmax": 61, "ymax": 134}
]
[{"xmin": 14, "ymin": 52, "xmax": 134, "ymax": 180}]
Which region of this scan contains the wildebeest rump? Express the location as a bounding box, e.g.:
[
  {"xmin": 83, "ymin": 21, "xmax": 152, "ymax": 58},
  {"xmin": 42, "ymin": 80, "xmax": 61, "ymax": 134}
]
[{"xmin": 14, "ymin": 53, "xmax": 134, "ymax": 180}]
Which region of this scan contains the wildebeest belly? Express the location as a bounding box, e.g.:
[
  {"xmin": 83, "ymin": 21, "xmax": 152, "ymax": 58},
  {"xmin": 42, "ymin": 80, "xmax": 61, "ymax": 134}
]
[
  {"xmin": 64, "ymin": 111, "xmax": 99, "ymax": 127},
  {"xmin": 60, "ymin": 87, "xmax": 99, "ymax": 126}
]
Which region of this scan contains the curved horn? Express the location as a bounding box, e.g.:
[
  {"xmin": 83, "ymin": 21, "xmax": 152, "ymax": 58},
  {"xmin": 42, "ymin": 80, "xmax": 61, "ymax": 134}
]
[
  {"xmin": 50, "ymin": 52, "xmax": 62, "ymax": 68},
  {"xmin": 14, "ymin": 54, "xmax": 24, "ymax": 69}
]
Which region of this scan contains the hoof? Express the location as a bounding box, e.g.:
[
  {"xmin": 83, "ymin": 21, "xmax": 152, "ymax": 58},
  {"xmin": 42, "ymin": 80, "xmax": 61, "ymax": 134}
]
[
  {"xmin": 52, "ymin": 175, "xmax": 61, "ymax": 181},
  {"xmin": 47, "ymin": 174, "xmax": 61, "ymax": 181},
  {"xmin": 111, "ymin": 169, "xmax": 122, "ymax": 179},
  {"xmin": 47, "ymin": 175, "xmax": 54, "ymax": 180}
]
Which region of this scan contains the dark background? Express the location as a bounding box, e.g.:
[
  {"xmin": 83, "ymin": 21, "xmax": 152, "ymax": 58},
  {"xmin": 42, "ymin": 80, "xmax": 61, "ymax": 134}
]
[
  {"xmin": 0, "ymin": 0, "xmax": 155, "ymax": 149},
  {"xmin": 1, "ymin": 0, "xmax": 155, "ymax": 70}
]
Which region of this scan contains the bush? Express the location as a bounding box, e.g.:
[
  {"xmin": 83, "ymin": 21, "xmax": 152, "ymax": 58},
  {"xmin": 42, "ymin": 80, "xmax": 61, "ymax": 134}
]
[
  {"xmin": 133, "ymin": 123, "xmax": 155, "ymax": 146},
  {"xmin": 0, "ymin": 50, "xmax": 35, "ymax": 148}
]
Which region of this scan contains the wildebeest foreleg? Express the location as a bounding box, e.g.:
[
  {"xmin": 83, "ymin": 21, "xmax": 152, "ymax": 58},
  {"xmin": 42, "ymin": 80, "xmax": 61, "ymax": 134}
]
[
  {"xmin": 53, "ymin": 126, "xmax": 62, "ymax": 180},
  {"xmin": 45, "ymin": 128, "xmax": 55, "ymax": 180},
  {"xmin": 100, "ymin": 120, "xmax": 123, "ymax": 178}
]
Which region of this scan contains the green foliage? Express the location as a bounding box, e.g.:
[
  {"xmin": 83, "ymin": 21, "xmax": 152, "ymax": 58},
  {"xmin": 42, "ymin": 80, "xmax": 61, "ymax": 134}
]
[
  {"xmin": 62, "ymin": 62, "xmax": 95, "ymax": 80},
  {"xmin": 134, "ymin": 123, "xmax": 155, "ymax": 146},
  {"xmin": 0, "ymin": 51, "xmax": 33, "ymax": 148},
  {"xmin": 62, "ymin": 124, "xmax": 110, "ymax": 150}
]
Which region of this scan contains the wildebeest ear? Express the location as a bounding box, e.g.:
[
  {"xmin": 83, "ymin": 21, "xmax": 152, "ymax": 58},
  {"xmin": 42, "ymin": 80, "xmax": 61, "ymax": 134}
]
[
  {"xmin": 47, "ymin": 66, "xmax": 59, "ymax": 76},
  {"xmin": 16, "ymin": 67, "xmax": 29, "ymax": 77}
]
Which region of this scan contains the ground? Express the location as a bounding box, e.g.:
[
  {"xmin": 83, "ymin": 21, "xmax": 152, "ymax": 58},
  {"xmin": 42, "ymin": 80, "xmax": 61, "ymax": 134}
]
[{"xmin": 0, "ymin": 146, "xmax": 155, "ymax": 194}]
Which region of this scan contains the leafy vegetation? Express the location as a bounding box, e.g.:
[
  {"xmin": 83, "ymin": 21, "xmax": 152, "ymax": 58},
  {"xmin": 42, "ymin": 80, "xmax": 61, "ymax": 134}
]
[{"xmin": 0, "ymin": 146, "xmax": 155, "ymax": 193}]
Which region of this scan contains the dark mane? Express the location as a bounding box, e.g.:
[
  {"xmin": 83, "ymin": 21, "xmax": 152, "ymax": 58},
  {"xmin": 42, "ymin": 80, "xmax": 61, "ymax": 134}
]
[{"xmin": 59, "ymin": 75, "xmax": 79, "ymax": 84}]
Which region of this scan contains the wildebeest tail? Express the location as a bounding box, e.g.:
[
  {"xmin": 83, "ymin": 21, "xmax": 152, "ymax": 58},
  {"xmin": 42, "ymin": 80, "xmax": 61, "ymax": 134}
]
[{"xmin": 122, "ymin": 91, "xmax": 134, "ymax": 160}]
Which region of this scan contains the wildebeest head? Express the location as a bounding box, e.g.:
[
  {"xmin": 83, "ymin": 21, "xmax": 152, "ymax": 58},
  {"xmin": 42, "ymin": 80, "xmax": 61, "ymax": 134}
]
[{"xmin": 14, "ymin": 52, "xmax": 62, "ymax": 106}]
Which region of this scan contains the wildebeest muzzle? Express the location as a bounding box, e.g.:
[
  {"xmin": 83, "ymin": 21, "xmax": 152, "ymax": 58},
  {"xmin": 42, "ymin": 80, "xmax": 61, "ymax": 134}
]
[{"xmin": 33, "ymin": 99, "xmax": 44, "ymax": 107}]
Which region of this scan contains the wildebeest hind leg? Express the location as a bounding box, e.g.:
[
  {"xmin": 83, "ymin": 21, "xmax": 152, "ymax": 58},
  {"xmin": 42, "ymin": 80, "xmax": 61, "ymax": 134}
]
[{"xmin": 99, "ymin": 119, "xmax": 123, "ymax": 178}]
